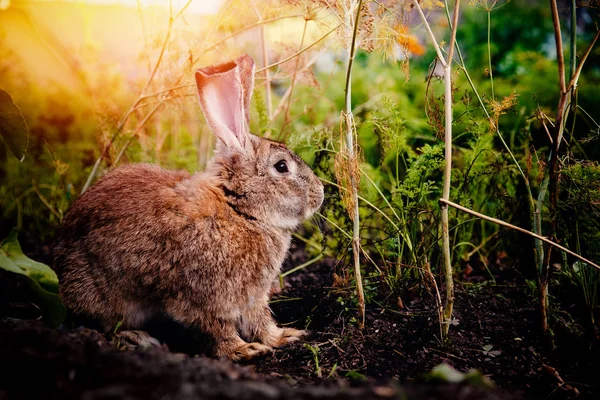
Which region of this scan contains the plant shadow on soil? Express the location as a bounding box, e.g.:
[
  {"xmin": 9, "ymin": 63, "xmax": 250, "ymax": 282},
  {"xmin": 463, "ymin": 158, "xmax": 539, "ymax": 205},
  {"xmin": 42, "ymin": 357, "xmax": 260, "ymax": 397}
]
[{"xmin": 0, "ymin": 241, "xmax": 598, "ymax": 399}]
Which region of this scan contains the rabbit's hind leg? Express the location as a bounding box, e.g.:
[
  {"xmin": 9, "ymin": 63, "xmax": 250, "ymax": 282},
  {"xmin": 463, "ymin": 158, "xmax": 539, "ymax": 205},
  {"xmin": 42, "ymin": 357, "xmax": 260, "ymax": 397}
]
[
  {"xmin": 114, "ymin": 330, "xmax": 161, "ymax": 349},
  {"xmin": 110, "ymin": 303, "xmax": 161, "ymax": 349},
  {"xmin": 200, "ymin": 320, "xmax": 273, "ymax": 361},
  {"xmin": 164, "ymin": 301, "xmax": 272, "ymax": 361},
  {"xmin": 241, "ymin": 299, "xmax": 307, "ymax": 348}
]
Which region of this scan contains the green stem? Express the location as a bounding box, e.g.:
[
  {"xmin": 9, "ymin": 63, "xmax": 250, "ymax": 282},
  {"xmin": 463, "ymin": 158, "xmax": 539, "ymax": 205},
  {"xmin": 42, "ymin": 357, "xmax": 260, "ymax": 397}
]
[
  {"xmin": 487, "ymin": 9, "xmax": 494, "ymax": 100},
  {"xmin": 341, "ymin": 0, "xmax": 365, "ymax": 330},
  {"xmin": 569, "ymin": 0, "xmax": 577, "ymax": 79}
]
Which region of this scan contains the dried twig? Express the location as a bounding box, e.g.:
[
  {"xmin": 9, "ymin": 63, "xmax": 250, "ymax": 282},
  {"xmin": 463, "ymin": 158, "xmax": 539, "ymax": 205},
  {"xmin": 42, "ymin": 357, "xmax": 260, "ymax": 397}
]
[{"xmin": 439, "ymin": 198, "xmax": 600, "ymax": 271}]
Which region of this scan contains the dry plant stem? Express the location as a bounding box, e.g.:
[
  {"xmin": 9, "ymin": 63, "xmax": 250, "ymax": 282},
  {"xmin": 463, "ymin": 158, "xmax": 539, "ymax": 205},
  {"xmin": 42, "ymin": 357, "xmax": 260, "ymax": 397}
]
[
  {"xmin": 413, "ymin": 0, "xmax": 460, "ymax": 339},
  {"xmin": 272, "ymin": 52, "xmax": 322, "ymax": 121},
  {"xmin": 544, "ymin": 0, "xmax": 570, "ymax": 333},
  {"xmin": 424, "ymin": 265, "xmax": 445, "ymax": 341},
  {"xmin": 204, "ymin": 14, "xmax": 303, "ymax": 55},
  {"xmin": 441, "ymin": 0, "xmax": 460, "ymax": 339},
  {"xmin": 443, "ymin": 1, "xmax": 534, "ymax": 201},
  {"xmin": 439, "ymin": 199, "xmax": 600, "ymax": 271},
  {"xmin": 252, "ymin": 2, "xmax": 273, "ymax": 122},
  {"xmin": 541, "ymin": 2, "xmax": 600, "ymax": 332},
  {"xmin": 342, "ymin": 0, "xmax": 365, "ymax": 330},
  {"xmin": 32, "ymin": 181, "xmax": 61, "ymax": 220},
  {"xmin": 113, "ymin": 103, "xmax": 164, "ymax": 165},
  {"xmin": 280, "ymin": 19, "xmax": 309, "ymax": 140},
  {"xmin": 568, "ymin": 29, "xmax": 600, "ymax": 92},
  {"xmin": 257, "ymin": 23, "xmax": 341, "ymax": 74},
  {"xmin": 550, "ymin": 0, "xmax": 566, "ymax": 94},
  {"xmin": 81, "ymin": 0, "xmax": 192, "ymax": 194}
]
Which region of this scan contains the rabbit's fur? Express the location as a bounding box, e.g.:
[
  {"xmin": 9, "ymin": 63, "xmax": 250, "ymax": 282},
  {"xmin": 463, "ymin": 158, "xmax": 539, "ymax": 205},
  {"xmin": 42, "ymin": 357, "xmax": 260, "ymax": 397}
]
[{"xmin": 53, "ymin": 54, "xmax": 324, "ymax": 360}]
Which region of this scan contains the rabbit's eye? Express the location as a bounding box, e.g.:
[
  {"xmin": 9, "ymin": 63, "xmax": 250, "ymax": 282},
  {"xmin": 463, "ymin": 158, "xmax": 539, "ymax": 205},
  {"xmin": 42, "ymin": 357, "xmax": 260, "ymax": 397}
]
[{"xmin": 274, "ymin": 160, "xmax": 289, "ymax": 173}]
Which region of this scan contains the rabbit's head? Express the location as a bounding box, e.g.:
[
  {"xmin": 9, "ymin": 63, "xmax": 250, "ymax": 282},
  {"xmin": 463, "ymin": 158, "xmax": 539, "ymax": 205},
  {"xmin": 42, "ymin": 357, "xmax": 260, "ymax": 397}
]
[{"xmin": 195, "ymin": 54, "xmax": 324, "ymax": 229}]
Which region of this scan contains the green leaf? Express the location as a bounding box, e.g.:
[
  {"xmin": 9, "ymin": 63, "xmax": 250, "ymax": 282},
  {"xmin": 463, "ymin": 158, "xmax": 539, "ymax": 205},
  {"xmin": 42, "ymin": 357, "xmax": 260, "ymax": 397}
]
[
  {"xmin": 0, "ymin": 88, "xmax": 29, "ymax": 161},
  {"xmin": 0, "ymin": 228, "xmax": 66, "ymax": 326},
  {"xmin": 426, "ymin": 363, "xmax": 494, "ymax": 387},
  {"xmin": 428, "ymin": 363, "xmax": 466, "ymax": 383}
]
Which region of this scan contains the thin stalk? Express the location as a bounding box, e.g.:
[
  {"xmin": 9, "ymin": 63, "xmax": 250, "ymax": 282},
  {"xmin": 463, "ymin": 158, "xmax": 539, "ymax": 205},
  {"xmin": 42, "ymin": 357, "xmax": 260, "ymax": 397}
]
[
  {"xmin": 272, "ymin": 52, "xmax": 322, "ymax": 120},
  {"xmin": 359, "ymin": 168, "xmax": 416, "ymax": 260},
  {"xmin": 414, "ymin": 0, "xmax": 460, "ymax": 340},
  {"xmin": 256, "ymin": 23, "xmax": 341, "ymax": 74},
  {"xmin": 342, "ymin": 0, "xmax": 365, "ymax": 329},
  {"xmin": 322, "ymin": 177, "xmax": 407, "ymax": 240},
  {"xmin": 569, "ymin": 0, "xmax": 576, "ymax": 79},
  {"xmin": 544, "ymin": 0, "xmax": 568, "ymax": 333},
  {"xmin": 113, "ymin": 103, "xmax": 164, "ymax": 165},
  {"xmin": 281, "ymin": 254, "xmax": 324, "ymax": 278},
  {"xmin": 279, "ymin": 254, "xmax": 324, "ymax": 290},
  {"xmin": 487, "ymin": 8, "xmax": 494, "ymax": 100},
  {"xmin": 535, "ymin": 176, "xmax": 549, "ymax": 274},
  {"xmin": 442, "ymin": 1, "xmax": 532, "ymax": 195},
  {"xmin": 442, "ymin": 0, "xmax": 460, "ymax": 340},
  {"xmin": 316, "ymin": 211, "xmax": 352, "ymax": 240},
  {"xmin": 204, "ymin": 14, "xmax": 303, "ymax": 55},
  {"xmin": 568, "ymin": 29, "xmax": 600, "ymax": 92},
  {"xmin": 550, "ymin": 0, "xmax": 566, "ymax": 94},
  {"xmin": 81, "ymin": 0, "xmax": 192, "ymax": 194},
  {"xmin": 32, "ymin": 181, "xmax": 61, "ymax": 220},
  {"xmin": 252, "ymin": 2, "xmax": 273, "ymax": 122},
  {"xmin": 279, "ymin": 19, "xmax": 309, "ymax": 140}
]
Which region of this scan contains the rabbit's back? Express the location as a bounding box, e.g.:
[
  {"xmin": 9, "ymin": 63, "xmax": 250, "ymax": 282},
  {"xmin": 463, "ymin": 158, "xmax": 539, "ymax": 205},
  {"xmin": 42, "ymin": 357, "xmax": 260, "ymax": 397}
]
[
  {"xmin": 54, "ymin": 164, "xmax": 194, "ymax": 326},
  {"xmin": 54, "ymin": 164, "xmax": 287, "ymax": 330}
]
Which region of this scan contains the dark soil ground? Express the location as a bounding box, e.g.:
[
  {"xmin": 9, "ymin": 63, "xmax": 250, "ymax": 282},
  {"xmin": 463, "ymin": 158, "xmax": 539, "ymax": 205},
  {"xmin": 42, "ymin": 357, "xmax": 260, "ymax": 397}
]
[{"xmin": 1, "ymin": 241, "xmax": 598, "ymax": 400}]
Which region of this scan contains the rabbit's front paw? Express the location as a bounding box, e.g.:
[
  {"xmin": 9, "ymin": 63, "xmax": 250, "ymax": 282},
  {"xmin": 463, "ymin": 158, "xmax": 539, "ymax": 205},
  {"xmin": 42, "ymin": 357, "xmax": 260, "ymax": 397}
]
[
  {"xmin": 279, "ymin": 327, "xmax": 307, "ymax": 344},
  {"xmin": 262, "ymin": 327, "xmax": 307, "ymax": 348},
  {"xmin": 230, "ymin": 342, "xmax": 273, "ymax": 361}
]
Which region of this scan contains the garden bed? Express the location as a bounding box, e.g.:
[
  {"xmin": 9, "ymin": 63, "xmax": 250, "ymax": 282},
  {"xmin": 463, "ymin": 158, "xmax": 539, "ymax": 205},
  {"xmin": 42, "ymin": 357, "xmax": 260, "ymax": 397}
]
[{"xmin": 0, "ymin": 243, "xmax": 597, "ymax": 400}]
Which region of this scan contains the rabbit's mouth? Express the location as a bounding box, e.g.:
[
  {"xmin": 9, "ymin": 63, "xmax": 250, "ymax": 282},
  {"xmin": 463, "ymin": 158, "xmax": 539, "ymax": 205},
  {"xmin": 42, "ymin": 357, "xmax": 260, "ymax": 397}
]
[{"xmin": 308, "ymin": 182, "xmax": 325, "ymax": 215}]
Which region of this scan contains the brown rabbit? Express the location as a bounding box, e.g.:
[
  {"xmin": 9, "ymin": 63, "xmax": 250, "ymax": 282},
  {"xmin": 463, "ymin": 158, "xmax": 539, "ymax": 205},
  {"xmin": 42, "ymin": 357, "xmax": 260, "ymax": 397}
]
[{"xmin": 53, "ymin": 54, "xmax": 324, "ymax": 361}]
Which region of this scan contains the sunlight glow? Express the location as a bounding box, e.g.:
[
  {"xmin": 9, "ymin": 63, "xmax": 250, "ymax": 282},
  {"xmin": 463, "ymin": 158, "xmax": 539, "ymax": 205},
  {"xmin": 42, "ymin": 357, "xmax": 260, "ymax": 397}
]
[
  {"xmin": 40, "ymin": 0, "xmax": 221, "ymax": 15},
  {"xmin": 1, "ymin": 0, "xmax": 222, "ymax": 87}
]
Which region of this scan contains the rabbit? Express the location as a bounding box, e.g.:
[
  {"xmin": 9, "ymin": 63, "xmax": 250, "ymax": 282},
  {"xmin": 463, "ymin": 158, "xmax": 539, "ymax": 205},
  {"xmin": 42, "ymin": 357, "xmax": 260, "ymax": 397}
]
[{"xmin": 53, "ymin": 53, "xmax": 324, "ymax": 361}]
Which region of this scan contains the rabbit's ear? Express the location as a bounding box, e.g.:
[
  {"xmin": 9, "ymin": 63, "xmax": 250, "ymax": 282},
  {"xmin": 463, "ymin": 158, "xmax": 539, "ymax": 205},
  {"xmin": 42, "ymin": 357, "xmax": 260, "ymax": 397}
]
[{"xmin": 195, "ymin": 54, "xmax": 255, "ymax": 151}]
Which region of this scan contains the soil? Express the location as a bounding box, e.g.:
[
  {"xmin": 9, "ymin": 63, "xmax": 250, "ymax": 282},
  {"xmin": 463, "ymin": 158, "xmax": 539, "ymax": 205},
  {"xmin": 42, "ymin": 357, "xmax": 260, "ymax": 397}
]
[{"xmin": 1, "ymin": 242, "xmax": 598, "ymax": 400}]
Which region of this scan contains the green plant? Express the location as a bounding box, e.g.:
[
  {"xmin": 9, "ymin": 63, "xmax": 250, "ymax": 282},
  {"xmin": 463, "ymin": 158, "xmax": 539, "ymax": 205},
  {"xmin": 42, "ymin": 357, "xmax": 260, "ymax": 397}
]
[
  {"xmin": 304, "ymin": 343, "xmax": 322, "ymax": 378},
  {"xmin": 344, "ymin": 369, "xmax": 367, "ymax": 381},
  {"xmin": 0, "ymin": 88, "xmax": 28, "ymax": 161},
  {"xmin": 0, "ymin": 228, "xmax": 65, "ymax": 326},
  {"xmin": 425, "ymin": 363, "xmax": 494, "ymax": 387}
]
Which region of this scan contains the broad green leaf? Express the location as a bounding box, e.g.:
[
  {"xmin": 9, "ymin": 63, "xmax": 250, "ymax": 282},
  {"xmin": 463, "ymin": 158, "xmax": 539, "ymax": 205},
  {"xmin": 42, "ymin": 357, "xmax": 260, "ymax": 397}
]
[
  {"xmin": 0, "ymin": 88, "xmax": 29, "ymax": 161},
  {"xmin": 0, "ymin": 228, "xmax": 66, "ymax": 326},
  {"xmin": 426, "ymin": 363, "xmax": 494, "ymax": 387},
  {"xmin": 428, "ymin": 363, "xmax": 466, "ymax": 383}
]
